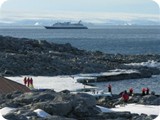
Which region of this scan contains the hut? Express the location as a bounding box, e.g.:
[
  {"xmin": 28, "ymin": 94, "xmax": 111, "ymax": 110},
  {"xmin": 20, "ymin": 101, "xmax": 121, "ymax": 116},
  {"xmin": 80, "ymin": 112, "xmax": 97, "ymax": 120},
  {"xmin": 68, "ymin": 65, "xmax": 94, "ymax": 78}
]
[{"xmin": 0, "ymin": 77, "xmax": 30, "ymax": 94}]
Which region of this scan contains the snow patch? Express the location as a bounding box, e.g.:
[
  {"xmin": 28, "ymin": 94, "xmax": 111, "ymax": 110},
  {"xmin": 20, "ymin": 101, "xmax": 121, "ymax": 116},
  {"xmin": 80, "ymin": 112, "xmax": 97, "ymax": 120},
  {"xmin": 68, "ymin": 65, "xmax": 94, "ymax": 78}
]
[
  {"xmin": 0, "ymin": 107, "xmax": 16, "ymax": 116},
  {"xmin": 153, "ymin": 107, "xmax": 160, "ymax": 120},
  {"xmin": 0, "ymin": 113, "xmax": 7, "ymax": 120},
  {"xmin": 97, "ymin": 104, "xmax": 160, "ymax": 116},
  {"xmin": 34, "ymin": 109, "xmax": 51, "ymax": 118},
  {"xmin": 96, "ymin": 105, "xmax": 113, "ymax": 112},
  {"xmin": 6, "ymin": 76, "xmax": 95, "ymax": 92},
  {"xmin": 75, "ymin": 69, "xmax": 139, "ymax": 78},
  {"xmin": 124, "ymin": 60, "xmax": 160, "ymax": 68},
  {"xmin": 0, "ymin": 107, "xmax": 17, "ymax": 120}
]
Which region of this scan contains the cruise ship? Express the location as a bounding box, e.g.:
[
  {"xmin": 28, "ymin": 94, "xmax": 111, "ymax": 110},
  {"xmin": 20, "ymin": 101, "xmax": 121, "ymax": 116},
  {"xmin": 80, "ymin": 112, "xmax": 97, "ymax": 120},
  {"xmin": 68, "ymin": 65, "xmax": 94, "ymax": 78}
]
[{"xmin": 44, "ymin": 21, "xmax": 88, "ymax": 29}]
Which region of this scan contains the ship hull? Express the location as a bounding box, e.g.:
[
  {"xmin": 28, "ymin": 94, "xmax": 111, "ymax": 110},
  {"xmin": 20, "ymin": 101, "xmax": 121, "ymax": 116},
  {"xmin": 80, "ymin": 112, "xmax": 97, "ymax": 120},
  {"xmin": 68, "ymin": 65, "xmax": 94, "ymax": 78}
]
[{"xmin": 44, "ymin": 26, "xmax": 88, "ymax": 29}]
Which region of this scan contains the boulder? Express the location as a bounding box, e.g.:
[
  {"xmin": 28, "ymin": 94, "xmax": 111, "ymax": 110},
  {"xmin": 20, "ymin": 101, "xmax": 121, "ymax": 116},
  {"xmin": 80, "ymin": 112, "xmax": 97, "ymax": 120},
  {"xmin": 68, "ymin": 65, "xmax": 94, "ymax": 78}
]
[
  {"xmin": 33, "ymin": 101, "xmax": 73, "ymax": 116},
  {"xmin": 152, "ymin": 97, "xmax": 160, "ymax": 105},
  {"xmin": 13, "ymin": 92, "xmax": 56, "ymax": 105},
  {"xmin": 72, "ymin": 93, "xmax": 97, "ymax": 107},
  {"xmin": 46, "ymin": 115, "xmax": 76, "ymax": 120},
  {"xmin": 3, "ymin": 113, "xmax": 28, "ymax": 120},
  {"xmin": 73, "ymin": 103, "xmax": 100, "ymax": 117},
  {"xmin": 132, "ymin": 113, "xmax": 153, "ymax": 120},
  {"xmin": 139, "ymin": 95, "xmax": 159, "ymax": 105}
]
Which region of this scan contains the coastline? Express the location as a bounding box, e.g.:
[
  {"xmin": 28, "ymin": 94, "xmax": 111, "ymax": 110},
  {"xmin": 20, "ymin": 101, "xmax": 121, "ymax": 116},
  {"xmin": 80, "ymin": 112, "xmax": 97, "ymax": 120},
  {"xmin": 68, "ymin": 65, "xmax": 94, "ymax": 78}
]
[
  {"xmin": 0, "ymin": 35, "xmax": 160, "ymax": 77},
  {"xmin": 0, "ymin": 35, "xmax": 160, "ymax": 119},
  {"xmin": 6, "ymin": 75, "xmax": 160, "ymax": 95}
]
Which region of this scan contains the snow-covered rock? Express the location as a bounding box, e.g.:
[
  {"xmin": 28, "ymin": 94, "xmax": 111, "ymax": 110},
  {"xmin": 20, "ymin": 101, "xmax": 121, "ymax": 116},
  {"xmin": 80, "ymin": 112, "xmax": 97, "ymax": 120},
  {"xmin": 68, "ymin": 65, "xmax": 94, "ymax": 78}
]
[{"xmin": 34, "ymin": 109, "xmax": 51, "ymax": 118}]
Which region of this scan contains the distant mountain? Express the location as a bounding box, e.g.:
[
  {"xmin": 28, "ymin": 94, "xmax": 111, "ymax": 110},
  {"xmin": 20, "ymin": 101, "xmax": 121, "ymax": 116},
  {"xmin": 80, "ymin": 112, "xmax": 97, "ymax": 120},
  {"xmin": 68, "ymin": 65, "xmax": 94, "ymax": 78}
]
[{"xmin": 0, "ymin": 18, "xmax": 159, "ymax": 28}]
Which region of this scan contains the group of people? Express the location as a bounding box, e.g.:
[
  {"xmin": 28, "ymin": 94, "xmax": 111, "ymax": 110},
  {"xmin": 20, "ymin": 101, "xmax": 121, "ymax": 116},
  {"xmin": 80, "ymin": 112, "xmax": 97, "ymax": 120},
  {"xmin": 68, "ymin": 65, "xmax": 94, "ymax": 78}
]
[
  {"xmin": 23, "ymin": 77, "xmax": 34, "ymax": 89},
  {"xmin": 107, "ymin": 84, "xmax": 150, "ymax": 96},
  {"xmin": 107, "ymin": 84, "xmax": 151, "ymax": 105},
  {"xmin": 142, "ymin": 87, "xmax": 150, "ymax": 96}
]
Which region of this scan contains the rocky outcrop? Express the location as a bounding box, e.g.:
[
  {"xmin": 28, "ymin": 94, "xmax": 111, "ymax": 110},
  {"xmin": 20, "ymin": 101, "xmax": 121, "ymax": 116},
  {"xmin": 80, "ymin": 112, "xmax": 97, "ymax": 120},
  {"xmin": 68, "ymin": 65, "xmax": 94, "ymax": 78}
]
[
  {"xmin": 138, "ymin": 95, "xmax": 160, "ymax": 105},
  {"xmin": 97, "ymin": 93, "xmax": 160, "ymax": 108},
  {"xmin": 0, "ymin": 35, "xmax": 160, "ymax": 81},
  {"xmin": 0, "ymin": 90, "xmax": 159, "ymax": 120}
]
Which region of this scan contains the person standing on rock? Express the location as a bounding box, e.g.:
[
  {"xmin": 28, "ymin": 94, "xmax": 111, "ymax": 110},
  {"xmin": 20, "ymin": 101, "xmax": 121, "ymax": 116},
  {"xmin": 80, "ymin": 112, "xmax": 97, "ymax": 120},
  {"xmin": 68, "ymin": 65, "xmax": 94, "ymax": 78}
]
[
  {"xmin": 121, "ymin": 90, "xmax": 129, "ymax": 105},
  {"xmin": 108, "ymin": 84, "xmax": 112, "ymax": 93},
  {"xmin": 23, "ymin": 77, "xmax": 27, "ymax": 86},
  {"xmin": 29, "ymin": 77, "xmax": 34, "ymax": 89},
  {"xmin": 146, "ymin": 88, "xmax": 150, "ymax": 95},
  {"xmin": 27, "ymin": 77, "xmax": 30, "ymax": 87},
  {"xmin": 129, "ymin": 88, "xmax": 133, "ymax": 96},
  {"xmin": 142, "ymin": 88, "xmax": 146, "ymax": 96},
  {"xmin": 113, "ymin": 90, "xmax": 129, "ymax": 106}
]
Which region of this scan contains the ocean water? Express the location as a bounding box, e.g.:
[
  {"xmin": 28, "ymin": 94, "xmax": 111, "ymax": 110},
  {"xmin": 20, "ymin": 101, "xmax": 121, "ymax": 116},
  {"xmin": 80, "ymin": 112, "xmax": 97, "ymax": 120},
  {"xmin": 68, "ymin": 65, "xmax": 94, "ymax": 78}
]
[
  {"xmin": 93, "ymin": 75, "xmax": 160, "ymax": 94},
  {"xmin": 0, "ymin": 26, "xmax": 160, "ymax": 55}
]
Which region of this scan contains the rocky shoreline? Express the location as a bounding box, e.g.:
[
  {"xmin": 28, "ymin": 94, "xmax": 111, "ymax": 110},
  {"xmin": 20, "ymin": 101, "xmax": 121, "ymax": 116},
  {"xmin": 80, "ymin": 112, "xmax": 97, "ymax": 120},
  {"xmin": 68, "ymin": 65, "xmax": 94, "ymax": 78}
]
[
  {"xmin": 0, "ymin": 90, "xmax": 159, "ymax": 120},
  {"xmin": 0, "ymin": 36, "xmax": 160, "ymax": 120},
  {"xmin": 1, "ymin": 35, "xmax": 160, "ymax": 80}
]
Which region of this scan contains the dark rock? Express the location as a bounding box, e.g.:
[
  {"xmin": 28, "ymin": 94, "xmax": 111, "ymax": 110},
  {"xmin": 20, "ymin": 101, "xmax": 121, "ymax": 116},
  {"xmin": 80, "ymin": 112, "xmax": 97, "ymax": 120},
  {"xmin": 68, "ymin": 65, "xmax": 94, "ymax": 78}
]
[
  {"xmin": 90, "ymin": 112, "xmax": 132, "ymax": 119},
  {"xmin": 3, "ymin": 113, "xmax": 28, "ymax": 120},
  {"xmin": 139, "ymin": 95, "xmax": 159, "ymax": 105},
  {"xmin": 60, "ymin": 89, "xmax": 70, "ymax": 94},
  {"xmin": 73, "ymin": 93, "xmax": 97, "ymax": 107},
  {"xmin": 0, "ymin": 89, "xmax": 160, "ymax": 120},
  {"xmin": 73, "ymin": 103, "xmax": 100, "ymax": 117},
  {"xmin": 132, "ymin": 113, "xmax": 153, "ymax": 120},
  {"xmin": 149, "ymin": 115, "xmax": 158, "ymax": 119},
  {"xmin": 96, "ymin": 72, "xmax": 151, "ymax": 83},
  {"xmin": 0, "ymin": 35, "xmax": 160, "ymax": 78},
  {"xmin": 46, "ymin": 115, "xmax": 76, "ymax": 120},
  {"xmin": 128, "ymin": 95, "xmax": 142, "ymax": 103},
  {"xmin": 96, "ymin": 96, "xmax": 116, "ymax": 108},
  {"xmin": 13, "ymin": 92, "xmax": 55, "ymax": 105},
  {"xmin": 152, "ymin": 97, "xmax": 160, "ymax": 105},
  {"xmin": 3, "ymin": 70, "xmax": 14, "ymax": 75},
  {"xmin": 33, "ymin": 101, "xmax": 73, "ymax": 116}
]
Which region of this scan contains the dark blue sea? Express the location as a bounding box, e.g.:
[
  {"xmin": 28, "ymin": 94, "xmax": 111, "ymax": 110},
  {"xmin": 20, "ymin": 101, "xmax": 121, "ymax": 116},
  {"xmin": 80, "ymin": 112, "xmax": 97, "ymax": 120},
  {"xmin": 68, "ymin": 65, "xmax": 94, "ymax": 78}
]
[
  {"xmin": 0, "ymin": 26, "xmax": 160, "ymax": 55},
  {"xmin": 1, "ymin": 26, "xmax": 160, "ymax": 94}
]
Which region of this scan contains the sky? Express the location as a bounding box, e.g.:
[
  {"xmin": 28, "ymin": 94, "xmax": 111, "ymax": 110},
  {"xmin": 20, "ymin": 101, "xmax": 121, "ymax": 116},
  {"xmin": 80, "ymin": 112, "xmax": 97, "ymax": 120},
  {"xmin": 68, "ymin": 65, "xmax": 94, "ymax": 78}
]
[{"xmin": 0, "ymin": 0, "xmax": 159, "ymax": 24}]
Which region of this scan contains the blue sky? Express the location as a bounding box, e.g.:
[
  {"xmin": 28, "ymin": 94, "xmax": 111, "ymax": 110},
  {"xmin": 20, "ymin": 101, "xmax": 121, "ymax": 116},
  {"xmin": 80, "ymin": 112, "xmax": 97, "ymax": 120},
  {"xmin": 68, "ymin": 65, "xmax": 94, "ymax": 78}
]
[{"xmin": 0, "ymin": 0, "xmax": 159, "ymax": 24}]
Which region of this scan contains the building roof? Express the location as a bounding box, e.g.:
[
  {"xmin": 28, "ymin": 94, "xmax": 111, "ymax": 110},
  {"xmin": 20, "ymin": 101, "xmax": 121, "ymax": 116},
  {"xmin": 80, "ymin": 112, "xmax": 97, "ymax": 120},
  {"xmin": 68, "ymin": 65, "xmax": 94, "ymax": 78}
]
[{"xmin": 0, "ymin": 77, "xmax": 31, "ymax": 94}]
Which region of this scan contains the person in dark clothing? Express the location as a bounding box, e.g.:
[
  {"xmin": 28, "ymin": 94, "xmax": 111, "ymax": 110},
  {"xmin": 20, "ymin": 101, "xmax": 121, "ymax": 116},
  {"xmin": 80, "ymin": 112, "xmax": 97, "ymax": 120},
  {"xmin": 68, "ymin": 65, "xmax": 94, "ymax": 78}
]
[
  {"xmin": 146, "ymin": 88, "xmax": 150, "ymax": 95},
  {"xmin": 108, "ymin": 84, "xmax": 112, "ymax": 93}
]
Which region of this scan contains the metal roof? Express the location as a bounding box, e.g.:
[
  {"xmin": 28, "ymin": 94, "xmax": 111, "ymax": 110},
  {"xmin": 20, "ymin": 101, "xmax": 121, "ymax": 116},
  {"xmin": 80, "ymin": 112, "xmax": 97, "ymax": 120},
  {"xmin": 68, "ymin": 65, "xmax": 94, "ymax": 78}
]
[{"xmin": 0, "ymin": 77, "xmax": 31, "ymax": 94}]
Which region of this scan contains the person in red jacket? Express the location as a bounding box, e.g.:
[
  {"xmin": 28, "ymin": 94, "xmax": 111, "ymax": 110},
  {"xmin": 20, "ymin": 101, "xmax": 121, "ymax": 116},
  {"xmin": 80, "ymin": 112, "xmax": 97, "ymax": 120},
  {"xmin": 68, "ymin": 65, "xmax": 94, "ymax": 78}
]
[
  {"xmin": 129, "ymin": 88, "xmax": 133, "ymax": 96},
  {"xmin": 122, "ymin": 90, "xmax": 129, "ymax": 103},
  {"xmin": 142, "ymin": 88, "xmax": 146, "ymax": 96},
  {"xmin": 23, "ymin": 77, "xmax": 27, "ymax": 86},
  {"xmin": 27, "ymin": 77, "xmax": 30, "ymax": 87},
  {"xmin": 27, "ymin": 77, "xmax": 34, "ymax": 89},
  {"xmin": 113, "ymin": 90, "xmax": 129, "ymax": 106}
]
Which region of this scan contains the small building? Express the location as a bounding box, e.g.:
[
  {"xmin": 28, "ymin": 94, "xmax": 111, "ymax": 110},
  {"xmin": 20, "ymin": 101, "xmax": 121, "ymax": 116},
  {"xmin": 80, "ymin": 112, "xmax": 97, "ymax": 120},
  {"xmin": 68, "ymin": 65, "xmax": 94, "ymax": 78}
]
[{"xmin": 0, "ymin": 77, "xmax": 31, "ymax": 94}]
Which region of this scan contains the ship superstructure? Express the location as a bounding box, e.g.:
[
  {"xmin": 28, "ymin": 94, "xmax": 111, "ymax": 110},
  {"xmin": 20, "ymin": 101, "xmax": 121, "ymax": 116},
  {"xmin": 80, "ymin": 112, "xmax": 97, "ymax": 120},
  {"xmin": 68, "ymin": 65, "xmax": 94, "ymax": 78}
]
[{"xmin": 44, "ymin": 21, "xmax": 88, "ymax": 29}]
